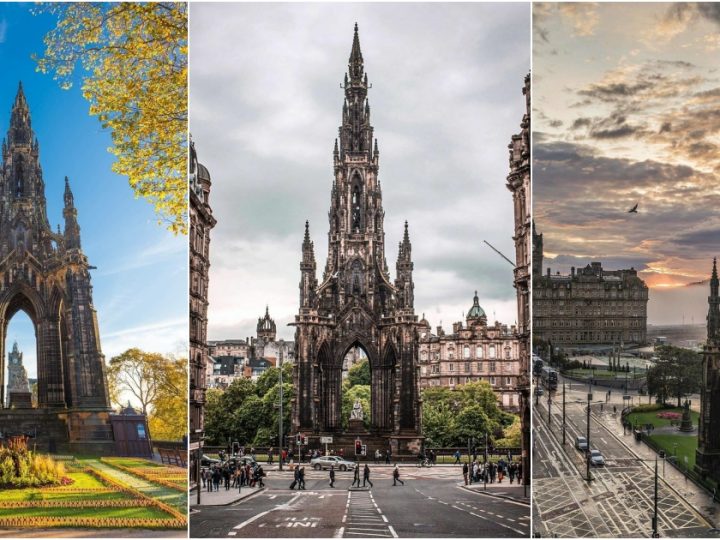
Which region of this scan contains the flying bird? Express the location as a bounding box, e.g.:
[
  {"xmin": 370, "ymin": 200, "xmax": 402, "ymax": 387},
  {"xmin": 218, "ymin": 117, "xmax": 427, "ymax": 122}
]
[{"xmin": 628, "ymin": 203, "xmax": 639, "ymax": 214}]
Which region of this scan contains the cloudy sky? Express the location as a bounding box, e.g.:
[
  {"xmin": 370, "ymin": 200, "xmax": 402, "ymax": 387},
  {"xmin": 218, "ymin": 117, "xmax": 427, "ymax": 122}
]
[
  {"xmin": 191, "ymin": 3, "xmax": 529, "ymax": 341},
  {"xmin": 533, "ymin": 3, "xmax": 720, "ymax": 325},
  {"xmin": 1, "ymin": 5, "xmax": 186, "ymax": 392}
]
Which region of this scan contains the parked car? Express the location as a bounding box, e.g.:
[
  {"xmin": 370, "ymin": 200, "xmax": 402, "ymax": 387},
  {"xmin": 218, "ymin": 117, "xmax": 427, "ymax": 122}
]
[
  {"xmin": 311, "ymin": 455, "xmax": 357, "ymax": 471},
  {"xmin": 575, "ymin": 436, "xmax": 588, "ymax": 451},
  {"xmin": 535, "ymin": 386, "xmax": 544, "ymax": 397},
  {"xmin": 224, "ymin": 456, "xmax": 257, "ymax": 469},
  {"xmin": 589, "ymin": 449, "xmax": 605, "ymax": 466}
]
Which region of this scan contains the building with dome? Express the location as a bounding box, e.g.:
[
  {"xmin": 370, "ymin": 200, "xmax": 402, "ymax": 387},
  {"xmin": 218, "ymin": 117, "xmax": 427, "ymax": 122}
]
[{"xmin": 418, "ymin": 292, "xmax": 522, "ymax": 411}]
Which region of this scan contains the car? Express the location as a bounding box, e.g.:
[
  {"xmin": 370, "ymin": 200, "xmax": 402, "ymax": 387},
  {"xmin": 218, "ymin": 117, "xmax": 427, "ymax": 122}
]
[
  {"xmin": 575, "ymin": 436, "xmax": 588, "ymax": 451},
  {"xmin": 589, "ymin": 449, "xmax": 605, "ymax": 466},
  {"xmin": 535, "ymin": 387, "xmax": 544, "ymax": 396},
  {"xmin": 311, "ymin": 456, "xmax": 357, "ymax": 471},
  {"xmin": 225, "ymin": 456, "xmax": 257, "ymax": 469},
  {"xmin": 201, "ymin": 455, "xmax": 221, "ymax": 467}
]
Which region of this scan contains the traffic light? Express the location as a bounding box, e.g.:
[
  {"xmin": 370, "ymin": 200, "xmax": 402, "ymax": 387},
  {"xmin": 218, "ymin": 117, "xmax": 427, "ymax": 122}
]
[
  {"xmin": 355, "ymin": 440, "xmax": 362, "ymax": 455},
  {"xmin": 301, "ymin": 434, "xmax": 308, "ymax": 445},
  {"xmin": 296, "ymin": 434, "xmax": 302, "ymax": 445}
]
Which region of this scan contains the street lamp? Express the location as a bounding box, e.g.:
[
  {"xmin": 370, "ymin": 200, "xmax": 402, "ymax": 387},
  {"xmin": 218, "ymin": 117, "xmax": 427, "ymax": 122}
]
[
  {"xmin": 562, "ymin": 382, "xmax": 566, "ymax": 445},
  {"xmin": 278, "ymin": 349, "xmax": 284, "ymax": 472}
]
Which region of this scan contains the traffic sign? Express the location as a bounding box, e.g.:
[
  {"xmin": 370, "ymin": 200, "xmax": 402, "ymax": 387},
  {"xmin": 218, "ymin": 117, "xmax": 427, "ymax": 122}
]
[{"xmin": 320, "ymin": 436, "xmax": 333, "ymax": 444}]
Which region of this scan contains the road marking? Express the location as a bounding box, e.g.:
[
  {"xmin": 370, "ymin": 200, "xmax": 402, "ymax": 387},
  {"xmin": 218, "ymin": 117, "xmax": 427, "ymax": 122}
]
[
  {"xmin": 268, "ymin": 495, "xmax": 277, "ymax": 500},
  {"xmin": 335, "ymin": 527, "xmax": 345, "ymax": 538},
  {"xmin": 388, "ymin": 526, "xmax": 398, "ymax": 538},
  {"xmin": 227, "ymin": 533, "xmax": 236, "ymax": 536},
  {"xmin": 231, "ymin": 493, "xmax": 301, "ymax": 532}
]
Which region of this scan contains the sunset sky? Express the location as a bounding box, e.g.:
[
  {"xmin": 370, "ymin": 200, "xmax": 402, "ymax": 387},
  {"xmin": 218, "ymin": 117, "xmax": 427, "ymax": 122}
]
[{"xmin": 533, "ymin": 3, "xmax": 720, "ymax": 306}]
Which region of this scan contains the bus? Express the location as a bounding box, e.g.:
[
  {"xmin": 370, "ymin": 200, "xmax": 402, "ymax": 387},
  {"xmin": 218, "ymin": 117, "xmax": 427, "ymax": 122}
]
[
  {"xmin": 532, "ymin": 355, "xmax": 544, "ymax": 377},
  {"xmin": 540, "ymin": 366, "xmax": 558, "ymax": 391}
]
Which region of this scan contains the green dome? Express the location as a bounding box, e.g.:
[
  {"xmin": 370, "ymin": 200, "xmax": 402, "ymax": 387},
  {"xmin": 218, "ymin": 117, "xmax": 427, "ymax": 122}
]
[{"xmin": 467, "ymin": 291, "xmax": 486, "ymax": 318}]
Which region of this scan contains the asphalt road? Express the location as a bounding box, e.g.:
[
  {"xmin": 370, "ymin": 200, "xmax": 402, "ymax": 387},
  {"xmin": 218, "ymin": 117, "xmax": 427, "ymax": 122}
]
[
  {"xmin": 190, "ymin": 467, "xmax": 529, "ymax": 538},
  {"xmin": 533, "ymin": 377, "xmax": 711, "ymax": 537}
]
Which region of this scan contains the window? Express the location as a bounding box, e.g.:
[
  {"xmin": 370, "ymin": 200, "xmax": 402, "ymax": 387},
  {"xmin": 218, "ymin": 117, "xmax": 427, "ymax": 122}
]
[
  {"xmin": 449, "ymin": 363, "xmax": 454, "ymax": 372},
  {"xmin": 476, "ymin": 346, "xmax": 483, "ymax": 359},
  {"xmin": 490, "ymin": 361, "xmax": 496, "ymax": 373},
  {"xmin": 463, "ymin": 346, "xmax": 470, "ymax": 359},
  {"xmin": 489, "ymin": 345, "xmax": 496, "ymax": 359},
  {"xmin": 506, "ymin": 377, "xmax": 512, "ymax": 386}
]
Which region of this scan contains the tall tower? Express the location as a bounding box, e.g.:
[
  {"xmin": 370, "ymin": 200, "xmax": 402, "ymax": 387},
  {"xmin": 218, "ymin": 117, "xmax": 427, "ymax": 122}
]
[
  {"xmin": 257, "ymin": 306, "xmax": 277, "ymax": 341},
  {"xmin": 0, "ymin": 83, "xmax": 111, "ymax": 452},
  {"xmin": 292, "ymin": 25, "xmax": 423, "ymax": 456},
  {"xmin": 697, "ymin": 258, "xmax": 720, "ymax": 480}
]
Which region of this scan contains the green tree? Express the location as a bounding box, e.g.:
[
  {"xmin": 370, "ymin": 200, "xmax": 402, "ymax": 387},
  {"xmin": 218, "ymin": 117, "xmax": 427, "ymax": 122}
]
[
  {"xmin": 347, "ymin": 359, "xmax": 371, "ymax": 387},
  {"xmin": 34, "ymin": 3, "xmax": 188, "ymax": 233}
]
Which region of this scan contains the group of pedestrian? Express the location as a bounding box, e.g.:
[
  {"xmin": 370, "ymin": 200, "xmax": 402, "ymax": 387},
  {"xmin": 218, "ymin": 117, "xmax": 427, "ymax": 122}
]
[
  {"xmin": 373, "ymin": 449, "xmax": 393, "ymax": 464},
  {"xmin": 327, "ymin": 463, "xmax": 403, "ymax": 488},
  {"xmin": 201, "ymin": 460, "xmax": 266, "ymax": 492},
  {"xmin": 462, "ymin": 460, "xmax": 522, "ymax": 485},
  {"xmin": 290, "ymin": 466, "xmax": 306, "ymax": 490}
]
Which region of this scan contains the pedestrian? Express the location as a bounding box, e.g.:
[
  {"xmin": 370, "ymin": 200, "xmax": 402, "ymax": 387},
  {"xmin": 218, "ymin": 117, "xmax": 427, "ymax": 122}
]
[
  {"xmin": 375, "ymin": 449, "xmax": 381, "ymax": 464},
  {"xmin": 393, "ymin": 465, "xmax": 404, "ymax": 486},
  {"xmin": 462, "ymin": 462, "xmax": 469, "ymax": 485},
  {"xmin": 200, "ymin": 468, "xmax": 206, "ymax": 488},
  {"xmin": 257, "ymin": 465, "xmax": 265, "ymax": 488},
  {"xmin": 517, "ymin": 462, "xmax": 523, "ymax": 484},
  {"xmin": 363, "ymin": 464, "xmax": 373, "ymax": 488},
  {"xmin": 291, "ymin": 467, "xmax": 300, "ymax": 490},
  {"xmin": 386, "ymin": 450, "xmax": 391, "ymax": 464},
  {"xmin": 212, "ymin": 467, "xmax": 221, "ymax": 491},
  {"xmin": 299, "ymin": 466, "xmax": 306, "ymax": 490},
  {"xmin": 223, "ymin": 467, "xmax": 230, "ymax": 490},
  {"xmin": 329, "ymin": 465, "xmax": 335, "ymax": 488},
  {"xmin": 454, "ymin": 450, "xmax": 461, "ymax": 465},
  {"xmin": 351, "ymin": 464, "xmax": 361, "ymax": 488}
]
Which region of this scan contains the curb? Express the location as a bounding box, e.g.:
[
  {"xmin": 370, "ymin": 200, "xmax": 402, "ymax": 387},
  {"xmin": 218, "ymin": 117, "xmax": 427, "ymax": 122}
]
[
  {"xmin": 190, "ymin": 487, "xmax": 266, "ymax": 507},
  {"xmin": 591, "ymin": 411, "xmax": 715, "ymax": 528},
  {"xmin": 459, "ymin": 484, "xmax": 530, "ymax": 506}
]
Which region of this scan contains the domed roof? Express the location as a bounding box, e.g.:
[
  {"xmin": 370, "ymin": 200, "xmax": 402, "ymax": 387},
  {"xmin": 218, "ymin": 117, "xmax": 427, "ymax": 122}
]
[
  {"xmin": 419, "ymin": 313, "xmax": 430, "ymax": 328},
  {"xmin": 467, "ymin": 291, "xmax": 486, "ymax": 319},
  {"xmin": 197, "ymin": 162, "xmax": 211, "ymax": 183}
]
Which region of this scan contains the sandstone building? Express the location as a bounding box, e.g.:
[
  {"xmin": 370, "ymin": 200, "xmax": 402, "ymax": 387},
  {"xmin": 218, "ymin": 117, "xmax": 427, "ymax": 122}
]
[
  {"xmin": 533, "ymin": 227, "xmax": 648, "ymax": 347},
  {"xmin": 507, "ymin": 74, "xmax": 531, "ymax": 485},
  {"xmin": 189, "ymin": 140, "xmax": 216, "ymax": 488},
  {"xmin": 418, "ymin": 293, "xmax": 521, "ymax": 411}
]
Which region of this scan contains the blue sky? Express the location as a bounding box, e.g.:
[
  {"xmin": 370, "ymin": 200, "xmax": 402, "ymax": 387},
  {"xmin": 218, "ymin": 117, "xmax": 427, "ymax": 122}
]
[{"xmin": 0, "ymin": 4, "xmax": 186, "ymax": 402}]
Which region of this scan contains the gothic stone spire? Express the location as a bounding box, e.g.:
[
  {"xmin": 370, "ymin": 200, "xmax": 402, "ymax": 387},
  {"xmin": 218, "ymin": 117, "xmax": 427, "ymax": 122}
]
[
  {"xmin": 63, "ymin": 176, "xmax": 81, "ymax": 250},
  {"xmin": 709, "ymin": 258, "xmax": 719, "ymax": 344}
]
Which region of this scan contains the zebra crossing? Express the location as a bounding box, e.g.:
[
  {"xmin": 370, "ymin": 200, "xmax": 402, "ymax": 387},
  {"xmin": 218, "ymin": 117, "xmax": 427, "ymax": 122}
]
[{"xmin": 340, "ymin": 490, "xmax": 397, "ymax": 538}]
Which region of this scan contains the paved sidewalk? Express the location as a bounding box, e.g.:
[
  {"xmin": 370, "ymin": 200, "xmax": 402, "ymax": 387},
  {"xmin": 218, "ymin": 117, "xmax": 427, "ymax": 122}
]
[
  {"xmin": 461, "ymin": 480, "xmax": 530, "ymax": 504},
  {"xmin": 593, "ymin": 408, "xmax": 720, "ymax": 527},
  {"xmin": 190, "ymin": 485, "xmax": 264, "ymax": 506}
]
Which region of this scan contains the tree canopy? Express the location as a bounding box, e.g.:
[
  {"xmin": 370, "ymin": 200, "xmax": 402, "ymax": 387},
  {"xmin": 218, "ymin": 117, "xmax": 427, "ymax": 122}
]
[
  {"xmin": 107, "ymin": 349, "xmax": 187, "ymax": 441},
  {"xmin": 34, "ymin": 3, "xmax": 188, "ymax": 234},
  {"xmin": 647, "ymin": 345, "xmax": 702, "ymax": 406}
]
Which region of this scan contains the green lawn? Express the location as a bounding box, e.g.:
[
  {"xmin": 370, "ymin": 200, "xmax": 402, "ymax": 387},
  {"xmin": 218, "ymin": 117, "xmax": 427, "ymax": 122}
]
[
  {"xmin": 626, "ymin": 408, "xmax": 699, "ymax": 429},
  {"xmin": 648, "ymin": 434, "xmax": 697, "ymax": 471},
  {"xmin": 104, "ymin": 457, "xmax": 164, "ymax": 468}
]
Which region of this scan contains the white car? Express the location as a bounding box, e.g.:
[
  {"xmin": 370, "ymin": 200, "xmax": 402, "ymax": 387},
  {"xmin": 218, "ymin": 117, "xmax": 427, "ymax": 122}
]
[
  {"xmin": 311, "ymin": 456, "xmax": 357, "ymax": 471},
  {"xmin": 590, "ymin": 449, "xmax": 605, "ymax": 466}
]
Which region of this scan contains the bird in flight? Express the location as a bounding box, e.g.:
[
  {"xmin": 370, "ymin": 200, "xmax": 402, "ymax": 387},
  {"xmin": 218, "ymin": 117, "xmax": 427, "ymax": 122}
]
[{"xmin": 628, "ymin": 203, "xmax": 639, "ymax": 214}]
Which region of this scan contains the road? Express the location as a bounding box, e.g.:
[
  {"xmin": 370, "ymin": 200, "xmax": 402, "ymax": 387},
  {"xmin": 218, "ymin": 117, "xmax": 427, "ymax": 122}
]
[
  {"xmin": 190, "ymin": 466, "xmax": 529, "ymax": 538},
  {"xmin": 532, "ymin": 377, "xmax": 712, "ymax": 537}
]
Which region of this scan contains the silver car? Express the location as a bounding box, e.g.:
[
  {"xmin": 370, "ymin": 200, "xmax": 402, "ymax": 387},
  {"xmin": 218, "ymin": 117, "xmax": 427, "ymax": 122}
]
[
  {"xmin": 590, "ymin": 449, "xmax": 605, "ymax": 466},
  {"xmin": 311, "ymin": 456, "xmax": 357, "ymax": 471}
]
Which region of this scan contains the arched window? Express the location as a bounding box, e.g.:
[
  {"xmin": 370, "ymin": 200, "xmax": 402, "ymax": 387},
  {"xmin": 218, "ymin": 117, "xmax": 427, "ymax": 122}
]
[
  {"xmin": 489, "ymin": 345, "xmax": 496, "ymax": 359},
  {"xmin": 463, "ymin": 346, "xmax": 470, "ymax": 359},
  {"xmin": 476, "ymin": 345, "xmax": 483, "ymax": 359},
  {"xmin": 352, "ymin": 181, "xmax": 362, "ymax": 231}
]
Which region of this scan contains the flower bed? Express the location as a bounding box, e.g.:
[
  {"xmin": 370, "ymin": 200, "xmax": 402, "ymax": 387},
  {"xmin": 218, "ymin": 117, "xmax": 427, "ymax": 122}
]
[
  {"xmin": 100, "ymin": 458, "xmax": 187, "ymax": 493},
  {"xmin": 657, "ymin": 411, "xmax": 682, "ymax": 420},
  {"xmin": 0, "ymin": 516, "xmax": 186, "ymax": 529},
  {"xmin": 0, "ymin": 499, "xmax": 153, "ymax": 509}
]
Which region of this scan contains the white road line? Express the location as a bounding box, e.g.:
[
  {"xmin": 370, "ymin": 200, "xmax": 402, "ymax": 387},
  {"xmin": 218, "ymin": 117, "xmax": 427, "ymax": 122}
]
[
  {"xmin": 335, "ymin": 527, "xmax": 345, "ymax": 538},
  {"xmin": 388, "ymin": 525, "xmax": 398, "ymax": 538},
  {"xmin": 381, "ymin": 515, "xmax": 388, "ymax": 523},
  {"xmin": 232, "ymin": 493, "xmax": 301, "ymax": 530},
  {"xmin": 227, "ymin": 533, "xmax": 236, "ymax": 537}
]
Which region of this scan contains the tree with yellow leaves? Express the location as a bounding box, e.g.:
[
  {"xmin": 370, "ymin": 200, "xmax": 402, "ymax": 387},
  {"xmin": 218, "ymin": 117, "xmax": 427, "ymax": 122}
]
[{"xmin": 34, "ymin": 3, "xmax": 188, "ymax": 234}]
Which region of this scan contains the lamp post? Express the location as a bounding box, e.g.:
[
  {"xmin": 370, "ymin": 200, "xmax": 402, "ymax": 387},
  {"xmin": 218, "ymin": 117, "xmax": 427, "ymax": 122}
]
[
  {"xmin": 562, "ymin": 382, "xmax": 566, "ymax": 445},
  {"xmin": 278, "ymin": 349, "xmax": 284, "ymax": 472},
  {"xmin": 548, "ymin": 390, "xmax": 552, "ymax": 426},
  {"xmin": 653, "ymin": 456, "xmax": 659, "ymax": 538},
  {"xmin": 484, "ymin": 432, "xmax": 488, "ymax": 492}
]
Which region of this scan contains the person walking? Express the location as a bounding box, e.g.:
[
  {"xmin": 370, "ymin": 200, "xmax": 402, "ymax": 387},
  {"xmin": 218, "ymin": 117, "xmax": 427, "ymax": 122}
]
[
  {"xmin": 257, "ymin": 465, "xmax": 265, "ymax": 488},
  {"xmin": 329, "ymin": 465, "xmax": 335, "ymax": 488},
  {"xmin": 386, "ymin": 450, "xmax": 391, "ymax": 464},
  {"xmin": 462, "ymin": 462, "xmax": 469, "ymax": 485},
  {"xmin": 454, "ymin": 450, "xmax": 461, "ymax": 465},
  {"xmin": 374, "ymin": 449, "xmax": 381, "ymax": 464},
  {"xmin": 299, "ymin": 466, "xmax": 306, "ymax": 490},
  {"xmin": 212, "ymin": 467, "xmax": 221, "ymax": 492},
  {"xmin": 392, "ymin": 464, "xmax": 404, "ymax": 486},
  {"xmin": 291, "ymin": 467, "xmax": 300, "ymax": 490},
  {"xmin": 351, "ymin": 464, "xmax": 361, "ymax": 488},
  {"xmin": 363, "ymin": 464, "xmax": 373, "ymax": 488}
]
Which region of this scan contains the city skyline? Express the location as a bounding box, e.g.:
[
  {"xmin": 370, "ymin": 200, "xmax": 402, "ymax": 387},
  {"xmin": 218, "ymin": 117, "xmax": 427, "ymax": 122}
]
[
  {"xmin": 191, "ymin": 3, "xmax": 530, "ymax": 341},
  {"xmin": 533, "ymin": 3, "xmax": 720, "ymax": 304}
]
